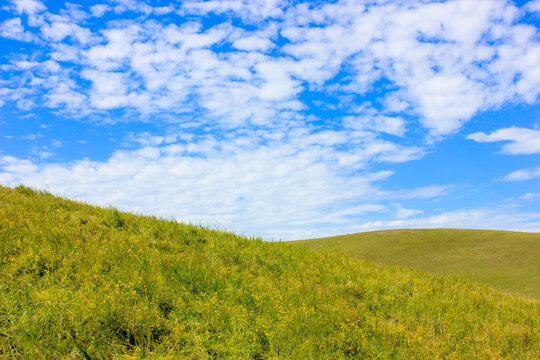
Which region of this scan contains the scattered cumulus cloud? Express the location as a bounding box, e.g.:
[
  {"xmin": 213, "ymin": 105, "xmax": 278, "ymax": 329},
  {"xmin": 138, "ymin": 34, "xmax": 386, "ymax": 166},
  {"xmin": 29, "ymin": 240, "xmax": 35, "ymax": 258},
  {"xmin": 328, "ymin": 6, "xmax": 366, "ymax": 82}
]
[
  {"xmin": 521, "ymin": 192, "xmax": 540, "ymax": 200},
  {"xmin": 468, "ymin": 127, "xmax": 540, "ymax": 154},
  {"xmin": 503, "ymin": 166, "xmax": 540, "ymax": 182},
  {"xmin": 0, "ymin": 17, "xmax": 36, "ymax": 42},
  {"xmin": 180, "ymin": 0, "xmax": 286, "ymax": 23},
  {"xmin": 0, "ymin": 0, "xmax": 539, "ymax": 238},
  {"xmin": 525, "ymin": 0, "xmax": 540, "ymax": 14},
  {"xmin": 232, "ymin": 36, "xmax": 274, "ymax": 52},
  {"xmin": 394, "ymin": 204, "xmax": 423, "ymax": 219},
  {"xmin": 343, "ymin": 115, "xmax": 406, "ymax": 137},
  {"xmin": 89, "ymin": 4, "xmax": 110, "ymax": 17},
  {"xmin": 0, "ymin": 0, "xmax": 538, "ymax": 135},
  {"xmin": 8, "ymin": 0, "xmax": 46, "ymax": 15},
  {"xmin": 0, "ymin": 129, "xmax": 437, "ymax": 239},
  {"xmin": 353, "ymin": 207, "xmax": 540, "ymax": 234}
]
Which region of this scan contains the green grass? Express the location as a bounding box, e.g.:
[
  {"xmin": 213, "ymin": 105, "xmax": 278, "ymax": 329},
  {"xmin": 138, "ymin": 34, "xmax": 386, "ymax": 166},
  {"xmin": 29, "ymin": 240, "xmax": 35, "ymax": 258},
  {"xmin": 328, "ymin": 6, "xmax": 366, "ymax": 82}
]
[
  {"xmin": 0, "ymin": 185, "xmax": 539, "ymax": 359},
  {"xmin": 293, "ymin": 228, "xmax": 540, "ymax": 299}
]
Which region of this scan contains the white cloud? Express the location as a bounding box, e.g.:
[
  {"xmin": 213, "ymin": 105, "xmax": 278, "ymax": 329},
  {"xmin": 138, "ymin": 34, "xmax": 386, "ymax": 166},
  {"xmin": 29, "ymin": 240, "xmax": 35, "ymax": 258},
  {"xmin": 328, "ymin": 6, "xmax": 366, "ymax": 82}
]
[
  {"xmin": 503, "ymin": 166, "xmax": 540, "ymax": 182},
  {"xmin": 84, "ymin": 26, "xmax": 142, "ymax": 71},
  {"xmin": 383, "ymin": 92, "xmax": 411, "ymax": 113},
  {"xmin": 233, "ymin": 36, "xmax": 274, "ymax": 51},
  {"xmin": 90, "ymin": 4, "xmax": 110, "ymax": 17},
  {"xmin": 9, "ymin": 0, "xmax": 46, "ymax": 15},
  {"xmin": 521, "ymin": 192, "xmax": 540, "ymax": 200},
  {"xmin": 80, "ymin": 69, "xmax": 131, "ymax": 109},
  {"xmin": 16, "ymin": 98, "xmax": 35, "ymax": 110},
  {"xmin": 20, "ymin": 133, "xmax": 41, "ymax": 140},
  {"xmin": 0, "ymin": 17, "xmax": 35, "ymax": 42},
  {"xmin": 0, "ymin": 129, "xmax": 433, "ymax": 239},
  {"xmin": 525, "ymin": 0, "xmax": 540, "ymax": 14},
  {"xmin": 344, "ymin": 115, "xmax": 406, "ymax": 137},
  {"xmin": 409, "ymin": 74, "xmax": 484, "ymax": 135},
  {"xmin": 289, "ymin": 204, "xmax": 386, "ymax": 226},
  {"xmin": 14, "ymin": 60, "xmax": 39, "ymax": 70},
  {"xmin": 382, "ymin": 185, "xmax": 451, "ymax": 201},
  {"xmin": 280, "ymin": 0, "xmax": 540, "ymax": 136},
  {"xmin": 46, "ymin": 82, "xmax": 87, "ymax": 109},
  {"xmin": 154, "ymin": 6, "xmax": 175, "ymax": 15},
  {"xmin": 1, "ymin": 0, "xmax": 539, "ymax": 239},
  {"xmin": 49, "ymin": 43, "xmax": 81, "ymax": 62},
  {"xmin": 40, "ymin": 21, "xmax": 91, "ymax": 43},
  {"xmin": 353, "ymin": 207, "xmax": 540, "ymax": 233},
  {"xmin": 73, "ymin": 21, "xmax": 301, "ymax": 124},
  {"xmin": 2, "ymin": 0, "xmax": 539, "ymax": 137},
  {"xmin": 394, "ymin": 204, "xmax": 423, "ymax": 219},
  {"xmin": 113, "ymin": 0, "xmax": 153, "ymax": 15},
  {"xmin": 180, "ymin": 0, "xmax": 286, "ymax": 22},
  {"xmin": 467, "ymin": 127, "xmax": 540, "ymax": 154},
  {"xmin": 38, "ymin": 151, "xmax": 53, "ymax": 159},
  {"xmin": 0, "ymin": 156, "xmax": 38, "ymax": 175},
  {"xmin": 254, "ymin": 60, "xmax": 300, "ymax": 101},
  {"xmin": 125, "ymin": 132, "xmax": 179, "ymax": 146}
]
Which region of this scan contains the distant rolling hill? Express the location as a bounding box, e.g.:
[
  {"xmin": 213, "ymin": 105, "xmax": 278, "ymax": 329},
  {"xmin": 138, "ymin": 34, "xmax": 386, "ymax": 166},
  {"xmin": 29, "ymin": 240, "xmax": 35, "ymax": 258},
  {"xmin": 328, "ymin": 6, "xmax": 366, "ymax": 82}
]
[{"xmin": 293, "ymin": 228, "xmax": 540, "ymax": 299}]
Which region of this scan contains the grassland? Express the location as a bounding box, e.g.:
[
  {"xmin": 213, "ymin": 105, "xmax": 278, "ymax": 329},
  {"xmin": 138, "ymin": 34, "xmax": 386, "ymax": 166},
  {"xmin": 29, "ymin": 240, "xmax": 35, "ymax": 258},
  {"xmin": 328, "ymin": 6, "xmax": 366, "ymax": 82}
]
[
  {"xmin": 0, "ymin": 185, "xmax": 539, "ymax": 359},
  {"xmin": 293, "ymin": 229, "xmax": 540, "ymax": 299}
]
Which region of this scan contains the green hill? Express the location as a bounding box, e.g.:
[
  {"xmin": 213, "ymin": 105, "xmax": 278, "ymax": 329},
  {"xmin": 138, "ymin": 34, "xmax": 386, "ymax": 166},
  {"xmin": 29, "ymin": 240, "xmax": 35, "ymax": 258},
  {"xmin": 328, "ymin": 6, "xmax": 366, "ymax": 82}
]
[
  {"xmin": 293, "ymin": 229, "xmax": 540, "ymax": 299},
  {"xmin": 1, "ymin": 186, "xmax": 539, "ymax": 359}
]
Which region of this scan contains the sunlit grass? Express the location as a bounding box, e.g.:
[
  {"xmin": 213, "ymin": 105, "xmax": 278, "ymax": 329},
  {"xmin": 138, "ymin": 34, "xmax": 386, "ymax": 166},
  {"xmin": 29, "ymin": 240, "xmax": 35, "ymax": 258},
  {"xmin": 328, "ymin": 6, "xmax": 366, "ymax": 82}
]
[
  {"xmin": 0, "ymin": 185, "xmax": 538, "ymax": 359},
  {"xmin": 293, "ymin": 228, "xmax": 540, "ymax": 299}
]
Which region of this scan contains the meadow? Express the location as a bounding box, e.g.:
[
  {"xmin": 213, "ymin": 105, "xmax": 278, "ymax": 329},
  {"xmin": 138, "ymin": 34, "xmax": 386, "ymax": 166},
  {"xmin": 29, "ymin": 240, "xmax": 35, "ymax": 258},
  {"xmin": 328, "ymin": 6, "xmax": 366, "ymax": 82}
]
[
  {"xmin": 293, "ymin": 229, "xmax": 540, "ymax": 299},
  {"xmin": 0, "ymin": 185, "xmax": 539, "ymax": 359}
]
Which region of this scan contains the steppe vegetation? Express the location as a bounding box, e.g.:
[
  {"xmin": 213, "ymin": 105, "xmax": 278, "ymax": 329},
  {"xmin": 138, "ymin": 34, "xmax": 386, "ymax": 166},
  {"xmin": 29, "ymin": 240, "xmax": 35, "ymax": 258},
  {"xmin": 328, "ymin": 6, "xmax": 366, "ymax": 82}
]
[
  {"xmin": 294, "ymin": 229, "xmax": 540, "ymax": 299},
  {"xmin": 0, "ymin": 186, "xmax": 538, "ymax": 359}
]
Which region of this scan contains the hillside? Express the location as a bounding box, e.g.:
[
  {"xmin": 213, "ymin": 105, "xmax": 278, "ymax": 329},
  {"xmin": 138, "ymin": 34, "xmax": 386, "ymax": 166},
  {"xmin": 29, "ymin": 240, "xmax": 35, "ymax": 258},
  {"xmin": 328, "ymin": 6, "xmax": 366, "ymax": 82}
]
[
  {"xmin": 0, "ymin": 186, "xmax": 539, "ymax": 359},
  {"xmin": 293, "ymin": 229, "xmax": 540, "ymax": 299}
]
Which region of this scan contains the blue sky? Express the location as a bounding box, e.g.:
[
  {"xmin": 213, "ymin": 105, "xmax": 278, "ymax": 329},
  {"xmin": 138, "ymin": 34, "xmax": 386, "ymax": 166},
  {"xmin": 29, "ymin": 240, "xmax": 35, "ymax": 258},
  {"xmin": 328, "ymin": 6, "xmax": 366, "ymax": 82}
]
[{"xmin": 1, "ymin": 0, "xmax": 539, "ymax": 240}]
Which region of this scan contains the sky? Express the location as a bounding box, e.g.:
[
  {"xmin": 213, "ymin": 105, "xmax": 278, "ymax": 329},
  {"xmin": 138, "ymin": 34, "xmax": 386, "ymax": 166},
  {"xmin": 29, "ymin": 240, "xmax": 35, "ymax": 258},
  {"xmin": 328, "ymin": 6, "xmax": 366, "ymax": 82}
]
[{"xmin": 0, "ymin": 0, "xmax": 539, "ymax": 240}]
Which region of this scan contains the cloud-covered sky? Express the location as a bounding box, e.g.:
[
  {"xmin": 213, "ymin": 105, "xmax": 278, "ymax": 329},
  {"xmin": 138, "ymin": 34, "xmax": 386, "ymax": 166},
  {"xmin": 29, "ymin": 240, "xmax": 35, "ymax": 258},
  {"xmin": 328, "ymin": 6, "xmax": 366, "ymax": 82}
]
[{"xmin": 1, "ymin": 0, "xmax": 539, "ymax": 239}]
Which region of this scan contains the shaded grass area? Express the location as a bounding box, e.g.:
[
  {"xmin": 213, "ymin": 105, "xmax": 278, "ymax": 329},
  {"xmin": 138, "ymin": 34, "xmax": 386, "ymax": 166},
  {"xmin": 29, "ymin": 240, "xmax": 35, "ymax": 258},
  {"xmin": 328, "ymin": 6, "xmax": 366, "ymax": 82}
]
[
  {"xmin": 0, "ymin": 185, "xmax": 539, "ymax": 359},
  {"xmin": 293, "ymin": 228, "xmax": 540, "ymax": 299}
]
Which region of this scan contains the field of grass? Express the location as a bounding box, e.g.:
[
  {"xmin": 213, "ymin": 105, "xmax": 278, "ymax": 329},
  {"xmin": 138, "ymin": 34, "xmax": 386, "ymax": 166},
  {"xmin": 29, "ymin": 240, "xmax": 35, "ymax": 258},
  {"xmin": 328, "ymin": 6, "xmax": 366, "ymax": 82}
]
[
  {"xmin": 0, "ymin": 185, "xmax": 539, "ymax": 359},
  {"xmin": 293, "ymin": 229, "xmax": 540, "ymax": 299}
]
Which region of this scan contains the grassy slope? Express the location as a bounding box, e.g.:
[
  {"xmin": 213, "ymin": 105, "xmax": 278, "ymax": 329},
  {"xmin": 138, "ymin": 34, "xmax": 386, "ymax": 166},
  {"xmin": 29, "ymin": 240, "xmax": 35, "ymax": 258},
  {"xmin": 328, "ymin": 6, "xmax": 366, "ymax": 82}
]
[
  {"xmin": 0, "ymin": 186, "xmax": 538, "ymax": 359},
  {"xmin": 293, "ymin": 229, "xmax": 540, "ymax": 299}
]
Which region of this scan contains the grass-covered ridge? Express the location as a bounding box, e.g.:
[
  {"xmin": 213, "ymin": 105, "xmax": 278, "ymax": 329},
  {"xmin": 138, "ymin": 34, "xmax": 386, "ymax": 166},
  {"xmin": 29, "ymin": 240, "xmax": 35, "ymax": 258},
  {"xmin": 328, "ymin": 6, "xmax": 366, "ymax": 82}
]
[
  {"xmin": 293, "ymin": 229, "xmax": 540, "ymax": 299},
  {"xmin": 0, "ymin": 186, "xmax": 539, "ymax": 359}
]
